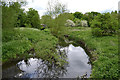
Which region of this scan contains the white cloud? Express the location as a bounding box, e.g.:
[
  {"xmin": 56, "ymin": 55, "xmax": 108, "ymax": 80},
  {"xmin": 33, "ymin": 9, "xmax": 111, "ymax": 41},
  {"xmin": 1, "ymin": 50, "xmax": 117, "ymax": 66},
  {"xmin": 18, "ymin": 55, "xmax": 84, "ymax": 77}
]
[{"xmin": 23, "ymin": 0, "xmax": 120, "ymax": 17}]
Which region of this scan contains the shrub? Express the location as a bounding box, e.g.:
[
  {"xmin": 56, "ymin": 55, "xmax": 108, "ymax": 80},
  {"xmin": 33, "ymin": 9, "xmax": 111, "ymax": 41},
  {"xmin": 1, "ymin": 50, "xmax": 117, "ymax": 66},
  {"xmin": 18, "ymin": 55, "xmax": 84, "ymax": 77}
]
[
  {"xmin": 91, "ymin": 12, "xmax": 118, "ymax": 36},
  {"xmin": 2, "ymin": 40, "xmax": 32, "ymax": 62},
  {"xmin": 65, "ymin": 19, "xmax": 75, "ymax": 27},
  {"xmin": 80, "ymin": 20, "xmax": 88, "ymax": 27},
  {"xmin": 92, "ymin": 28, "xmax": 103, "ymax": 37},
  {"xmin": 74, "ymin": 18, "xmax": 88, "ymax": 27},
  {"xmin": 74, "ymin": 18, "xmax": 81, "ymax": 27}
]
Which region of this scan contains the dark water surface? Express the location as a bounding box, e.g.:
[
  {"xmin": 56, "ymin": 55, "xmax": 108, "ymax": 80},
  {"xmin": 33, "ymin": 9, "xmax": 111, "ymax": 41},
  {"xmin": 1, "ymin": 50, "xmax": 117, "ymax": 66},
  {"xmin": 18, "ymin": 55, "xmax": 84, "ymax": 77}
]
[{"xmin": 2, "ymin": 44, "xmax": 91, "ymax": 78}]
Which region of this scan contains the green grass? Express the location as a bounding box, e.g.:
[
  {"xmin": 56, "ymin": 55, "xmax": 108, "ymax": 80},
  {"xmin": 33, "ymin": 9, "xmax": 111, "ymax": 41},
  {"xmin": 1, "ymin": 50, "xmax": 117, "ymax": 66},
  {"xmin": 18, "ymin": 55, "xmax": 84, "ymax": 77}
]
[
  {"xmin": 67, "ymin": 27, "xmax": 119, "ymax": 78},
  {"xmin": 2, "ymin": 28, "xmax": 67, "ymax": 66}
]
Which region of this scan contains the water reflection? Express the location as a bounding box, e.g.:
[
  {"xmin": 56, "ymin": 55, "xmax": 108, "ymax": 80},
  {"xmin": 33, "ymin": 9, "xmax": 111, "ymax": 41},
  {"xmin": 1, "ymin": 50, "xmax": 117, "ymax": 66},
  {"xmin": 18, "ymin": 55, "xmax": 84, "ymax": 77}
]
[
  {"xmin": 2, "ymin": 44, "xmax": 91, "ymax": 78},
  {"xmin": 15, "ymin": 58, "xmax": 68, "ymax": 78},
  {"xmin": 61, "ymin": 44, "xmax": 91, "ymax": 78}
]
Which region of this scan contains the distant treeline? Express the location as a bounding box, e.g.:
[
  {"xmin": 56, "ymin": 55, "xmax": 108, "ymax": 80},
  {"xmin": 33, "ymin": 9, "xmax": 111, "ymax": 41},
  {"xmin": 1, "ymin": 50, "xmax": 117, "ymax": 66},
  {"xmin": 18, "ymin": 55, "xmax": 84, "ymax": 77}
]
[{"xmin": 1, "ymin": 2, "xmax": 118, "ymax": 37}]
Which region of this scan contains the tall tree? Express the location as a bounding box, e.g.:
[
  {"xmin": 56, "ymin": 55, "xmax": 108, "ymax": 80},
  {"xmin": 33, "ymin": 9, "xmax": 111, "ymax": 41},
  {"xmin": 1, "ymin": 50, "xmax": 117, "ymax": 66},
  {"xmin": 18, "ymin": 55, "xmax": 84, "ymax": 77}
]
[
  {"xmin": 73, "ymin": 12, "xmax": 83, "ymax": 19},
  {"xmin": 2, "ymin": 2, "xmax": 27, "ymax": 29},
  {"xmin": 15, "ymin": 9, "xmax": 27, "ymax": 27},
  {"xmin": 46, "ymin": 0, "xmax": 68, "ymax": 18},
  {"xmin": 41, "ymin": 15, "xmax": 52, "ymax": 28},
  {"xmin": 45, "ymin": 0, "xmax": 69, "ymax": 38},
  {"xmin": 27, "ymin": 8, "xmax": 40, "ymax": 29}
]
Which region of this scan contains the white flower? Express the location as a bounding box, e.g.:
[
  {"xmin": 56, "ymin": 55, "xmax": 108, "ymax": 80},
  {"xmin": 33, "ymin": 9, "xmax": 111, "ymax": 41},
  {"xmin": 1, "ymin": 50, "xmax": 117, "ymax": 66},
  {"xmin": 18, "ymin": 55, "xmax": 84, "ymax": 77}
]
[
  {"xmin": 80, "ymin": 20, "xmax": 88, "ymax": 27},
  {"xmin": 65, "ymin": 19, "xmax": 75, "ymax": 27}
]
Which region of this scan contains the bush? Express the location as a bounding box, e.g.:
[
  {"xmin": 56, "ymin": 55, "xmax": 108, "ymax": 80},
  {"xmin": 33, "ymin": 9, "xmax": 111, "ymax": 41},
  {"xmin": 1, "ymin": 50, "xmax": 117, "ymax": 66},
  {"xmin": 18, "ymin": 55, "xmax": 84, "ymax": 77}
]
[
  {"xmin": 80, "ymin": 20, "xmax": 88, "ymax": 27},
  {"xmin": 91, "ymin": 12, "xmax": 118, "ymax": 36},
  {"xmin": 92, "ymin": 28, "xmax": 103, "ymax": 37},
  {"xmin": 65, "ymin": 19, "xmax": 75, "ymax": 27},
  {"xmin": 2, "ymin": 40, "xmax": 32, "ymax": 62},
  {"xmin": 73, "ymin": 18, "xmax": 88, "ymax": 27},
  {"xmin": 74, "ymin": 18, "xmax": 81, "ymax": 27}
]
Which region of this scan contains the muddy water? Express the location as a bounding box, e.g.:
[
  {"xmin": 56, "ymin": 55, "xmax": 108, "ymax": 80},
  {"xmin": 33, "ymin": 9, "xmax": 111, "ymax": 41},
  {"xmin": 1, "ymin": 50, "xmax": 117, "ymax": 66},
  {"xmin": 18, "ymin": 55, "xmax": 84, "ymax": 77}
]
[{"xmin": 2, "ymin": 44, "xmax": 91, "ymax": 78}]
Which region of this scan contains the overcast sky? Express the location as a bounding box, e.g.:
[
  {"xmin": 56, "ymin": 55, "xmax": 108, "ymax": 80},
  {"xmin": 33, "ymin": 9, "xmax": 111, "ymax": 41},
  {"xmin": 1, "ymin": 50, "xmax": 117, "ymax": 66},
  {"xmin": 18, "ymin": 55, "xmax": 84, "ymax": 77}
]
[{"xmin": 22, "ymin": 0, "xmax": 120, "ymax": 17}]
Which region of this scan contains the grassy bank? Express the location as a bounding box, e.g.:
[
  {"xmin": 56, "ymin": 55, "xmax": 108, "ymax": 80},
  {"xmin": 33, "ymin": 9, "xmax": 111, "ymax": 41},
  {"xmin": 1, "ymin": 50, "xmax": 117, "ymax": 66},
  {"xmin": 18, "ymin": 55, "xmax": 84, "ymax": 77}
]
[
  {"xmin": 67, "ymin": 27, "xmax": 119, "ymax": 78},
  {"xmin": 2, "ymin": 28, "xmax": 66, "ymax": 66}
]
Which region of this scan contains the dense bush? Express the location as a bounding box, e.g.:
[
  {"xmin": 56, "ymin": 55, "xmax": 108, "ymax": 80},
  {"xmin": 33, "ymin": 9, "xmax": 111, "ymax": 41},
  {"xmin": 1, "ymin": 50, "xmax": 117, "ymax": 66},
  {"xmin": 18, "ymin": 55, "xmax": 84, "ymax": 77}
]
[{"xmin": 91, "ymin": 12, "xmax": 118, "ymax": 36}]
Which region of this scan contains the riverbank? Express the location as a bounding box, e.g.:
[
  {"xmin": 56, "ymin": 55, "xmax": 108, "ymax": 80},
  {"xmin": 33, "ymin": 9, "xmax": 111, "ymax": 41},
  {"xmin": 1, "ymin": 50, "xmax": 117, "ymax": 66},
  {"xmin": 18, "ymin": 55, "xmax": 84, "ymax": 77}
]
[
  {"xmin": 2, "ymin": 28, "xmax": 66, "ymax": 66},
  {"xmin": 2, "ymin": 27, "xmax": 119, "ymax": 78},
  {"xmin": 67, "ymin": 27, "xmax": 118, "ymax": 78}
]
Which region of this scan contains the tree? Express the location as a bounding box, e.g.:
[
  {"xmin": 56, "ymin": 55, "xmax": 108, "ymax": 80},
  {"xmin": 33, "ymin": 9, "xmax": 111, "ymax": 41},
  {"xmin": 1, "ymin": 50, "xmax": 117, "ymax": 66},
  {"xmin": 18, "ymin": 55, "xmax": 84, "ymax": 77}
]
[
  {"xmin": 2, "ymin": 2, "xmax": 27, "ymax": 29},
  {"xmin": 45, "ymin": 0, "xmax": 69, "ymax": 38},
  {"xmin": 51, "ymin": 13, "xmax": 70, "ymax": 37},
  {"xmin": 41, "ymin": 15, "xmax": 52, "ymax": 28},
  {"xmin": 73, "ymin": 12, "xmax": 83, "ymax": 19},
  {"xmin": 83, "ymin": 11, "xmax": 101, "ymax": 27},
  {"xmin": 46, "ymin": 0, "xmax": 68, "ymax": 18},
  {"xmin": 2, "ymin": 2, "xmax": 20, "ymax": 29},
  {"xmin": 14, "ymin": 8, "xmax": 27, "ymax": 27},
  {"xmin": 27, "ymin": 8, "xmax": 41, "ymax": 29}
]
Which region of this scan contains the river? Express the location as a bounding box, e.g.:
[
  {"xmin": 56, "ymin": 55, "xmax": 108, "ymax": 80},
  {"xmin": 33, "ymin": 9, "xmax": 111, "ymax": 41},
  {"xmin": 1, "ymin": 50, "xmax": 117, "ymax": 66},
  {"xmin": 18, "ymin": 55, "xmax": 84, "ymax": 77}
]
[{"xmin": 2, "ymin": 43, "xmax": 91, "ymax": 78}]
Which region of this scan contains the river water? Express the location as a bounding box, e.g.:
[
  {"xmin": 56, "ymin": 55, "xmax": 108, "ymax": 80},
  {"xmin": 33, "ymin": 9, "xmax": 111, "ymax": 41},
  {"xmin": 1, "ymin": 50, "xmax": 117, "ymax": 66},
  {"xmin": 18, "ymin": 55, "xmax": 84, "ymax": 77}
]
[{"xmin": 2, "ymin": 44, "xmax": 91, "ymax": 78}]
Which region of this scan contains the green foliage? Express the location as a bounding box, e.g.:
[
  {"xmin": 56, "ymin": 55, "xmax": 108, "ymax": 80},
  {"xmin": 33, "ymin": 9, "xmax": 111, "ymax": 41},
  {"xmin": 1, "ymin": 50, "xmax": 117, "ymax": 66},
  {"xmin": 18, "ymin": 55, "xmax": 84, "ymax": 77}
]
[
  {"xmin": 67, "ymin": 27, "xmax": 119, "ymax": 78},
  {"xmin": 15, "ymin": 9, "xmax": 27, "ymax": 27},
  {"xmin": 73, "ymin": 12, "xmax": 83, "ymax": 19},
  {"xmin": 91, "ymin": 12, "xmax": 118, "ymax": 36},
  {"xmin": 44, "ymin": 1, "xmax": 71, "ymax": 38},
  {"xmin": 50, "ymin": 13, "xmax": 70, "ymax": 38},
  {"xmin": 27, "ymin": 8, "xmax": 41, "ymax": 29},
  {"xmin": 41, "ymin": 12, "xmax": 73, "ymax": 38},
  {"xmin": 2, "ymin": 2, "xmax": 41, "ymax": 29},
  {"xmin": 73, "ymin": 18, "xmax": 81, "ymax": 27},
  {"xmin": 2, "ymin": 28, "xmax": 60, "ymax": 64},
  {"xmin": 82, "ymin": 12, "xmax": 101, "ymax": 27},
  {"xmin": 75, "ymin": 19, "xmax": 81, "ymax": 27},
  {"xmin": 40, "ymin": 15, "xmax": 52, "ymax": 28},
  {"xmin": 2, "ymin": 40, "xmax": 32, "ymax": 62},
  {"xmin": 92, "ymin": 55, "xmax": 119, "ymax": 78},
  {"xmin": 118, "ymin": 12, "xmax": 120, "ymax": 29},
  {"xmin": 92, "ymin": 28, "xmax": 103, "ymax": 36},
  {"xmin": 2, "ymin": 2, "xmax": 21, "ymax": 29},
  {"xmin": 62, "ymin": 13, "xmax": 74, "ymax": 20}
]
